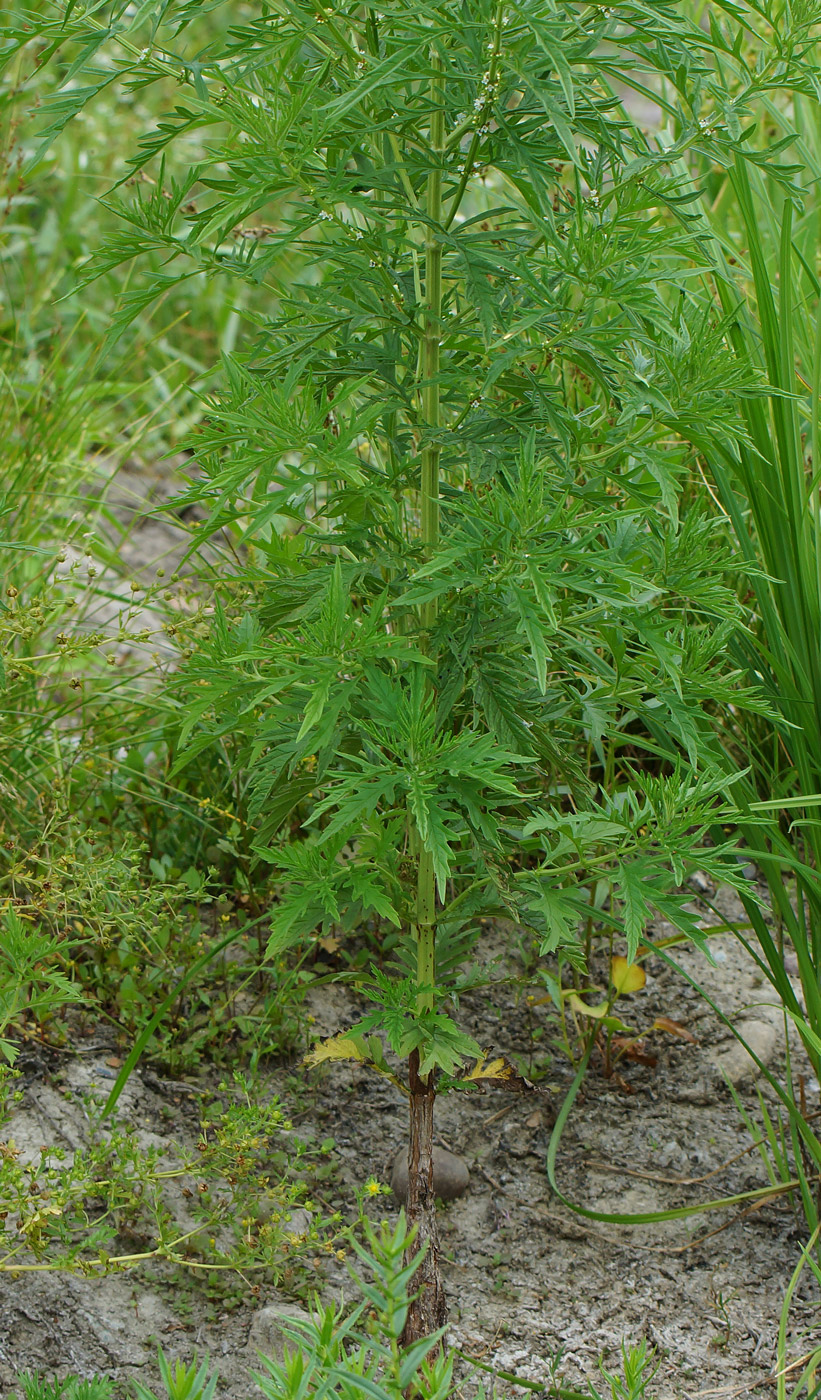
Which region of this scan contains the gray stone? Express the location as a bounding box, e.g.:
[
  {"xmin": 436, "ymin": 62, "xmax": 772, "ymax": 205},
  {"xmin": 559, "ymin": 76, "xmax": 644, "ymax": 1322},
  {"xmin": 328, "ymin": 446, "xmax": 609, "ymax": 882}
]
[
  {"xmin": 672, "ymin": 1079, "xmax": 718, "ymax": 1106},
  {"xmin": 247, "ymin": 1302, "xmax": 314, "ymax": 1362},
  {"xmin": 710, "ymin": 1015, "xmax": 779, "ymax": 1086},
  {"xmin": 390, "ymin": 1145, "xmax": 470, "ymax": 1203}
]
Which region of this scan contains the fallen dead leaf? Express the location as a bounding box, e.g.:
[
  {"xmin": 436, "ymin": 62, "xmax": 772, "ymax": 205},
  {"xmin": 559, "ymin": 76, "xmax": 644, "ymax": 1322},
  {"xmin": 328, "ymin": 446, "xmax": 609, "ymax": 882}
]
[
  {"xmin": 652, "ymin": 1016, "xmax": 698, "ymax": 1044},
  {"xmin": 611, "ymin": 1036, "xmax": 657, "ymax": 1067}
]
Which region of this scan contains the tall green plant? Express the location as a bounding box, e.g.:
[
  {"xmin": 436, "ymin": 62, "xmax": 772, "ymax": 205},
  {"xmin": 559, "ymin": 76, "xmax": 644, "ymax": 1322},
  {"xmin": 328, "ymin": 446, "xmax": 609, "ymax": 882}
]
[{"xmin": 15, "ymin": 0, "xmax": 804, "ymax": 1341}]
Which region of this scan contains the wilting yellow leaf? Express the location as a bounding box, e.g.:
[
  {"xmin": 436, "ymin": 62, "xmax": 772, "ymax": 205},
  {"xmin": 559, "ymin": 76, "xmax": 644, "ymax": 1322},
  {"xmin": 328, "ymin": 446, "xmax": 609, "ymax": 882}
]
[
  {"xmin": 459, "ymin": 1054, "xmax": 537, "ymax": 1092},
  {"xmin": 303, "ymin": 1034, "xmax": 366, "ymax": 1069},
  {"xmin": 303, "ymin": 1032, "xmax": 409, "ymax": 1095},
  {"xmin": 567, "ymin": 992, "xmax": 610, "ymax": 1020},
  {"xmin": 610, "ymin": 956, "xmax": 646, "ymax": 995},
  {"xmin": 464, "ymin": 1055, "xmax": 513, "ymax": 1082}
]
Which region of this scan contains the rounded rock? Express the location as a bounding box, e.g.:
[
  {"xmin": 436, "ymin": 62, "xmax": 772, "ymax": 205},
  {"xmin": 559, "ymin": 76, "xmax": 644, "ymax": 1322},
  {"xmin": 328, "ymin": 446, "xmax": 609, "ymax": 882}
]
[
  {"xmin": 390, "ymin": 1145, "xmax": 470, "ymax": 1203},
  {"xmin": 710, "ymin": 1014, "xmax": 779, "ymax": 1086},
  {"xmin": 248, "ymin": 1301, "xmax": 314, "ymax": 1361}
]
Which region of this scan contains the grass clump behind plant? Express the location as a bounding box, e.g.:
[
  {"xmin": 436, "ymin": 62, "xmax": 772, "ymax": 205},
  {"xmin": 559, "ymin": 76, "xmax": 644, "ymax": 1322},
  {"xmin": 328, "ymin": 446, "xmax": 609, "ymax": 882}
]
[{"xmin": 661, "ymin": 52, "xmax": 821, "ymax": 1241}]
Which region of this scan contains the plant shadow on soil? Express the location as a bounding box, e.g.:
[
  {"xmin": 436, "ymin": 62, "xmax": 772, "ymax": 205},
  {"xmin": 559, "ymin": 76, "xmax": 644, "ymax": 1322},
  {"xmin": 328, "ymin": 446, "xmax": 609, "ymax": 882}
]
[{"xmin": 2, "ymin": 879, "xmax": 819, "ymax": 1400}]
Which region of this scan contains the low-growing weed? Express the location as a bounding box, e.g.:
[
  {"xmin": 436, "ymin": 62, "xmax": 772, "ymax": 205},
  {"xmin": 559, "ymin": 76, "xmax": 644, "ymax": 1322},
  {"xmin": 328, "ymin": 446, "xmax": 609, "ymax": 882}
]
[
  {"xmin": 132, "ymin": 1353, "xmax": 218, "ymax": 1400},
  {"xmin": 594, "ymin": 1341, "xmax": 660, "ymax": 1400},
  {"xmin": 0, "ymin": 1064, "xmax": 336, "ymax": 1282},
  {"xmin": 11, "ymin": 1380, "xmax": 114, "ymax": 1400}
]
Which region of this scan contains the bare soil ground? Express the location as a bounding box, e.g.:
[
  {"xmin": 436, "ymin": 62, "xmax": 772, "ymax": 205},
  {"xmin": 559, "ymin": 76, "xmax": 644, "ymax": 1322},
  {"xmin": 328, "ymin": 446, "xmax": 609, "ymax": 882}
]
[{"xmin": 2, "ymin": 879, "xmax": 819, "ymax": 1400}]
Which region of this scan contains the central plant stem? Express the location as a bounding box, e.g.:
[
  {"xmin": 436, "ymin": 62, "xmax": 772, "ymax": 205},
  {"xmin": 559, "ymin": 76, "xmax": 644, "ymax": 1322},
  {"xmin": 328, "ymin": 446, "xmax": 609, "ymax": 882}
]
[{"xmin": 401, "ymin": 45, "xmax": 448, "ymax": 1347}]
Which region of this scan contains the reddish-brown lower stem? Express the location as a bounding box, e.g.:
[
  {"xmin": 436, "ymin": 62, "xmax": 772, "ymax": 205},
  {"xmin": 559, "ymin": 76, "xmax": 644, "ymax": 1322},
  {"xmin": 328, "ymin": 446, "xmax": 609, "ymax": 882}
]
[{"xmin": 399, "ymin": 1047, "xmax": 447, "ymax": 1347}]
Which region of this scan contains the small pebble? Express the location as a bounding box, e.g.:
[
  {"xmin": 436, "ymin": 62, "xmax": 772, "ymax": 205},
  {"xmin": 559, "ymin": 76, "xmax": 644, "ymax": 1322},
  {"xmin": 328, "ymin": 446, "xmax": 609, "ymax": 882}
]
[{"xmin": 390, "ymin": 1145, "xmax": 470, "ymax": 1203}]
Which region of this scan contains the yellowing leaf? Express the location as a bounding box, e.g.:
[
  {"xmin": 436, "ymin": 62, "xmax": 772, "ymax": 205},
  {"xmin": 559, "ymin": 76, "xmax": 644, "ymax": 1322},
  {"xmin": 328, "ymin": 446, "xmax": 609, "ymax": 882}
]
[
  {"xmin": 464, "ymin": 1055, "xmax": 514, "ymax": 1082},
  {"xmin": 567, "ymin": 993, "xmax": 610, "ymax": 1020},
  {"xmin": 303, "ymin": 1034, "xmax": 366, "ymax": 1069},
  {"xmin": 303, "ymin": 1031, "xmax": 409, "ymax": 1096},
  {"xmin": 459, "ymin": 1053, "xmax": 537, "ymax": 1093},
  {"xmin": 610, "ymin": 956, "xmax": 646, "ymax": 996}
]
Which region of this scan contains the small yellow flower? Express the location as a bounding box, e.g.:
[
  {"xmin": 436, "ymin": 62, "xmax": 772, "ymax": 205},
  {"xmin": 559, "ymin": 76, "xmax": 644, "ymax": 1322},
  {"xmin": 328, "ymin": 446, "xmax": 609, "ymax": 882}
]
[{"xmin": 364, "ymin": 1177, "xmax": 382, "ymax": 1197}]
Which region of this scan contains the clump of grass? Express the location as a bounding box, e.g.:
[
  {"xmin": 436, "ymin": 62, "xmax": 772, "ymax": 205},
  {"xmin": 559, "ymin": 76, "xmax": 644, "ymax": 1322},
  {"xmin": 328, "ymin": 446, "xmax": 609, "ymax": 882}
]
[{"xmin": 682, "ymin": 144, "xmax": 821, "ymax": 1238}]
